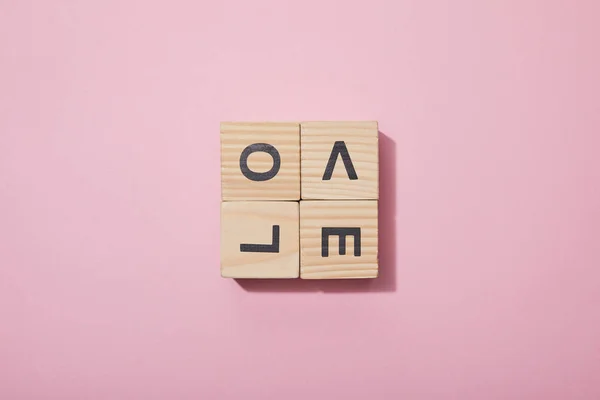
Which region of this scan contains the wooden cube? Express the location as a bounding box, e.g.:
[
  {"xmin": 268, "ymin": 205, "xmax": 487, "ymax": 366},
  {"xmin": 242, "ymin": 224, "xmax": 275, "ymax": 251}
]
[
  {"xmin": 300, "ymin": 200, "xmax": 378, "ymax": 279},
  {"xmin": 221, "ymin": 201, "xmax": 299, "ymax": 278},
  {"xmin": 301, "ymin": 121, "xmax": 378, "ymax": 200},
  {"xmin": 221, "ymin": 122, "xmax": 300, "ymax": 201}
]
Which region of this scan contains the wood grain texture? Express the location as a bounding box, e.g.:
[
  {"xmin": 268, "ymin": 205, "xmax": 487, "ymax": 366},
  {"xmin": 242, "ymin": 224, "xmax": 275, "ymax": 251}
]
[
  {"xmin": 300, "ymin": 200, "xmax": 378, "ymax": 279},
  {"xmin": 301, "ymin": 121, "xmax": 378, "ymax": 200},
  {"xmin": 221, "ymin": 122, "xmax": 300, "ymax": 200},
  {"xmin": 221, "ymin": 201, "xmax": 299, "ymax": 278}
]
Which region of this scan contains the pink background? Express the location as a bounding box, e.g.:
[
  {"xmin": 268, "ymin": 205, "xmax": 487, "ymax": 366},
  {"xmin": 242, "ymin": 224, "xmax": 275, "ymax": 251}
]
[{"xmin": 1, "ymin": 1, "xmax": 599, "ymax": 399}]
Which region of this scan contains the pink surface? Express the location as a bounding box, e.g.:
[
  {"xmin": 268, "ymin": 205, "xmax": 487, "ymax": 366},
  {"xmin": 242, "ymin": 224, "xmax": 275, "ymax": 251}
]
[{"xmin": 1, "ymin": 1, "xmax": 599, "ymax": 399}]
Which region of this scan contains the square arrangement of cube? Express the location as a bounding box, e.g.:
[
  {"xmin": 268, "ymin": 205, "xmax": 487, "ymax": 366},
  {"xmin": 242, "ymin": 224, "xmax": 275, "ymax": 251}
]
[{"xmin": 220, "ymin": 121, "xmax": 379, "ymax": 279}]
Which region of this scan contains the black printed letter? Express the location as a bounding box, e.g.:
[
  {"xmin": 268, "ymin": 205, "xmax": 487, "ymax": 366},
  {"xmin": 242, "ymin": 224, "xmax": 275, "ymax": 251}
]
[
  {"xmin": 239, "ymin": 143, "xmax": 281, "ymax": 181},
  {"xmin": 240, "ymin": 225, "xmax": 280, "ymax": 253},
  {"xmin": 321, "ymin": 227, "xmax": 361, "ymax": 257},
  {"xmin": 322, "ymin": 141, "xmax": 358, "ymax": 181}
]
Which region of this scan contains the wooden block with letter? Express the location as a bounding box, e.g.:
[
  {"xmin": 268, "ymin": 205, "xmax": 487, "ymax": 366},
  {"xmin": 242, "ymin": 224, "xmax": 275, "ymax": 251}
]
[
  {"xmin": 221, "ymin": 201, "xmax": 299, "ymax": 278},
  {"xmin": 221, "ymin": 122, "xmax": 300, "ymax": 201},
  {"xmin": 300, "ymin": 121, "xmax": 378, "ymax": 200},
  {"xmin": 300, "ymin": 200, "xmax": 378, "ymax": 279}
]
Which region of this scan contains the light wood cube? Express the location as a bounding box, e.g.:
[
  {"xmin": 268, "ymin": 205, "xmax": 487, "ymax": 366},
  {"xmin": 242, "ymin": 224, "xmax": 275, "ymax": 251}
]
[
  {"xmin": 301, "ymin": 121, "xmax": 378, "ymax": 200},
  {"xmin": 221, "ymin": 201, "xmax": 299, "ymax": 278},
  {"xmin": 221, "ymin": 122, "xmax": 300, "ymax": 201},
  {"xmin": 300, "ymin": 200, "xmax": 378, "ymax": 279}
]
